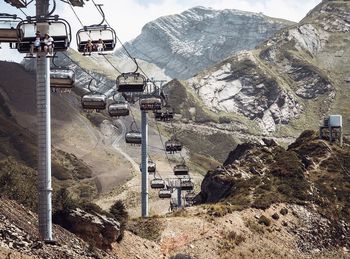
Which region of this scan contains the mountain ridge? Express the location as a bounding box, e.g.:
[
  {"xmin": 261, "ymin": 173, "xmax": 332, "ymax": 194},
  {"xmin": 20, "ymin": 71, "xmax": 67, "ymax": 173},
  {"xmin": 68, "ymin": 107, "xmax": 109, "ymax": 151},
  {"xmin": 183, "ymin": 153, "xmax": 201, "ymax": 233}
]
[{"xmin": 116, "ymin": 6, "xmax": 294, "ymax": 79}]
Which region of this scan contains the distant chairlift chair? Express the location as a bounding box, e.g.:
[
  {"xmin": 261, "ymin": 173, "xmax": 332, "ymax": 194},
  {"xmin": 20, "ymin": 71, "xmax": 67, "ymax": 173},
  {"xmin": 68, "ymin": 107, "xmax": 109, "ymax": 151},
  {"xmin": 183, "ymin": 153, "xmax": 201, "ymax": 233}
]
[
  {"xmin": 125, "ymin": 122, "xmax": 142, "ymax": 145},
  {"xmin": 81, "ymin": 79, "xmax": 107, "ymax": 112},
  {"xmin": 50, "ymin": 53, "xmax": 75, "ymax": 92},
  {"xmin": 108, "ymin": 93, "xmax": 130, "ymax": 117},
  {"xmin": 150, "ymin": 178, "xmax": 165, "ymax": 189}
]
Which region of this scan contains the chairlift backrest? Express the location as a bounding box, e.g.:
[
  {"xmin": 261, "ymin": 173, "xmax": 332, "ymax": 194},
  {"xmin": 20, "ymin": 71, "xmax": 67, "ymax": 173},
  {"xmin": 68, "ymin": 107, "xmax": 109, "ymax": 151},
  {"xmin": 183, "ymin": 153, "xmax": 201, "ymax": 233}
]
[
  {"xmin": 150, "ymin": 178, "xmax": 165, "ymax": 189},
  {"xmin": 140, "ymin": 97, "xmax": 162, "ymax": 111},
  {"xmin": 81, "ymin": 93, "xmax": 107, "ymax": 110},
  {"xmin": 180, "ymin": 179, "xmax": 194, "ymax": 191},
  {"xmin": 50, "ymin": 68, "xmax": 75, "ymax": 88},
  {"xmin": 17, "ymin": 16, "xmax": 71, "ymax": 53},
  {"xmin": 0, "ymin": 14, "xmax": 23, "ymax": 43},
  {"xmin": 174, "ymin": 164, "xmax": 189, "ymax": 175},
  {"xmin": 159, "ymin": 189, "xmax": 172, "ymax": 199},
  {"xmin": 125, "ymin": 131, "xmax": 142, "ymax": 144},
  {"xmin": 117, "ymin": 73, "xmax": 146, "ymax": 93}
]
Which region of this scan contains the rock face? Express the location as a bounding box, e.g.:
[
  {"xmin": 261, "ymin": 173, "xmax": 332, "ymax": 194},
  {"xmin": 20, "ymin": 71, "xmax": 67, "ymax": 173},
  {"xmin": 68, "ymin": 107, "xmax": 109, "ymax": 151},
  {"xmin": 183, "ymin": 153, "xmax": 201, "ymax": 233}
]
[
  {"xmin": 54, "ymin": 208, "xmax": 121, "ymax": 250},
  {"xmin": 197, "ymin": 130, "xmax": 350, "ymax": 249},
  {"xmin": 116, "ymin": 6, "xmax": 293, "ymax": 79},
  {"xmin": 172, "ymin": 0, "xmax": 350, "ymax": 134},
  {"xmin": 0, "ymin": 199, "xmax": 114, "ymax": 258}
]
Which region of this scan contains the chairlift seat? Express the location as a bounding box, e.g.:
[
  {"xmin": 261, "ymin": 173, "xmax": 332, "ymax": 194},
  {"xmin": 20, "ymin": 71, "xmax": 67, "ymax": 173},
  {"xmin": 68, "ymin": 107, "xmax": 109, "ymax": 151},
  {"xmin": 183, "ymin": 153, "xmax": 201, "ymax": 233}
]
[
  {"xmin": 125, "ymin": 131, "xmax": 142, "ymax": 144},
  {"xmin": 150, "ymin": 179, "xmax": 165, "ymax": 189},
  {"xmin": 140, "ymin": 97, "xmax": 162, "ymax": 111},
  {"xmin": 174, "ymin": 164, "xmax": 189, "ymax": 176},
  {"xmin": 159, "ymin": 189, "xmax": 172, "ymax": 199},
  {"xmin": 108, "ymin": 102, "xmax": 129, "ymax": 117},
  {"xmin": 117, "ymin": 73, "xmax": 146, "ymax": 93},
  {"xmin": 81, "ymin": 93, "xmax": 107, "ymax": 110}
]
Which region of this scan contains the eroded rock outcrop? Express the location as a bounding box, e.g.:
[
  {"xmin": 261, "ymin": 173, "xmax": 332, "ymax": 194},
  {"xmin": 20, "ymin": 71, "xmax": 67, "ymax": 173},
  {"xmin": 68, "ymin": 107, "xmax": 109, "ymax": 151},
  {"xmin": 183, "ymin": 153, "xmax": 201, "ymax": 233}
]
[{"xmin": 54, "ymin": 208, "xmax": 121, "ymax": 250}]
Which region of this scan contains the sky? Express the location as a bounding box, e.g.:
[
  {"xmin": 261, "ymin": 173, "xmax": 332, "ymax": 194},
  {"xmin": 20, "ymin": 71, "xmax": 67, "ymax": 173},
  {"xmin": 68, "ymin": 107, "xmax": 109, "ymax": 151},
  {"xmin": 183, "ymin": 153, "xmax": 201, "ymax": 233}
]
[{"xmin": 0, "ymin": 0, "xmax": 321, "ymax": 62}]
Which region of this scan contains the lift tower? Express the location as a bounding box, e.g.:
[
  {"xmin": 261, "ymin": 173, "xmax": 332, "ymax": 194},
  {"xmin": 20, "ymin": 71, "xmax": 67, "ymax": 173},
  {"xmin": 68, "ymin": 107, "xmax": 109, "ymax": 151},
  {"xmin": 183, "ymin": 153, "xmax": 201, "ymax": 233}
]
[
  {"xmin": 36, "ymin": 0, "xmax": 53, "ymax": 241},
  {"xmin": 141, "ymin": 111, "xmax": 149, "ymax": 218}
]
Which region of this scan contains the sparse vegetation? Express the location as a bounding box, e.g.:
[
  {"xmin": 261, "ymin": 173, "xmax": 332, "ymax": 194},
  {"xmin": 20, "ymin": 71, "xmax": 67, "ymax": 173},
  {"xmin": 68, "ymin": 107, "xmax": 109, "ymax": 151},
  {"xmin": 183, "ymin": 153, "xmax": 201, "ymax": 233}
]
[
  {"xmin": 207, "ymin": 204, "xmax": 234, "ymax": 217},
  {"xmin": 110, "ymin": 200, "xmax": 129, "ymax": 242},
  {"xmin": 127, "ymin": 217, "xmax": 164, "ymax": 241},
  {"xmin": 245, "ymin": 219, "xmax": 265, "ymax": 234},
  {"xmin": 219, "ymin": 230, "xmax": 246, "ymax": 255}
]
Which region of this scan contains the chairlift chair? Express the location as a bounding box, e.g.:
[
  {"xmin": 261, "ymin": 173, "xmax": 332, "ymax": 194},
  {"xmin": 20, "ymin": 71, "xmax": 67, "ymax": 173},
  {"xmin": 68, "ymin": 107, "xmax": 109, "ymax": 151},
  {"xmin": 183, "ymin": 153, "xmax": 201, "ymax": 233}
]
[
  {"xmin": 185, "ymin": 191, "xmax": 196, "ymax": 203},
  {"xmin": 50, "ymin": 68, "xmax": 75, "ymax": 90},
  {"xmin": 165, "ymin": 138, "xmax": 182, "ymax": 153},
  {"xmin": 150, "ymin": 178, "xmax": 165, "ymax": 189},
  {"xmin": 4, "ymin": 0, "xmax": 27, "ymax": 8},
  {"xmin": 76, "ymin": 4, "xmax": 116, "ymax": 54},
  {"xmin": 140, "ymin": 97, "xmax": 162, "ymax": 111},
  {"xmin": 76, "ymin": 25, "xmax": 116, "ymax": 54},
  {"xmin": 108, "ymin": 94, "xmax": 129, "ymax": 117},
  {"xmin": 117, "ymin": 72, "xmax": 146, "ymax": 93},
  {"xmin": 125, "ymin": 131, "xmax": 142, "ymax": 144},
  {"xmin": 108, "ymin": 102, "xmax": 129, "ymax": 117},
  {"xmin": 159, "ymin": 188, "xmax": 172, "ymax": 199},
  {"xmin": 81, "ymin": 79, "xmax": 107, "ymax": 111},
  {"xmin": 0, "ymin": 14, "xmax": 23, "ymax": 43},
  {"xmin": 139, "ymin": 160, "xmax": 156, "ymax": 173},
  {"xmin": 50, "ymin": 53, "xmax": 75, "ymax": 91},
  {"xmin": 81, "ymin": 93, "xmax": 107, "ymax": 110},
  {"xmin": 180, "ymin": 179, "xmax": 194, "ymax": 191},
  {"xmin": 16, "ymin": 16, "xmax": 71, "ymax": 53},
  {"xmin": 154, "ymin": 106, "xmax": 174, "ymax": 121},
  {"xmin": 173, "ymin": 164, "xmax": 189, "ymax": 176}
]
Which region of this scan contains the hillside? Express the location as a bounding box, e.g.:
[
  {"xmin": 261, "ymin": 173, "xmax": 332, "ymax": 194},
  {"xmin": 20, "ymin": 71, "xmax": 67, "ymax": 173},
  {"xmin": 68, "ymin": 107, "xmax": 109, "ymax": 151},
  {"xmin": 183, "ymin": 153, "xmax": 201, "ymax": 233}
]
[
  {"xmin": 168, "ymin": 0, "xmax": 350, "ymax": 137},
  {"xmin": 116, "ymin": 6, "xmax": 294, "ymax": 79}
]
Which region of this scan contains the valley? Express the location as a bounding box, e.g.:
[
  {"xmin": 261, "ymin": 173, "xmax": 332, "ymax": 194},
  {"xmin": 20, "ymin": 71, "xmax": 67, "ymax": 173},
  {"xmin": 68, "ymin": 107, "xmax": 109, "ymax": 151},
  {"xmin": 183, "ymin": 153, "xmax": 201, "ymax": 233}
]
[{"xmin": 0, "ymin": 0, "xmax": 349, "ymax": 258}]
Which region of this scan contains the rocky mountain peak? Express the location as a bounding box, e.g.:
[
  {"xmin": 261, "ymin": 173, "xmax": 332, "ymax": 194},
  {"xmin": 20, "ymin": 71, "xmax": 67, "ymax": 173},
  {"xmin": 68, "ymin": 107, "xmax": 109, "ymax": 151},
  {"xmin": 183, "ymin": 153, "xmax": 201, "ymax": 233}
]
[
  {"xmin": 174, "ymin": 0, "xmax": 350, "ymax": 134},
  {"xmin": 116, "ymin": 7, "xmax": 293, "ymax": 79}
]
